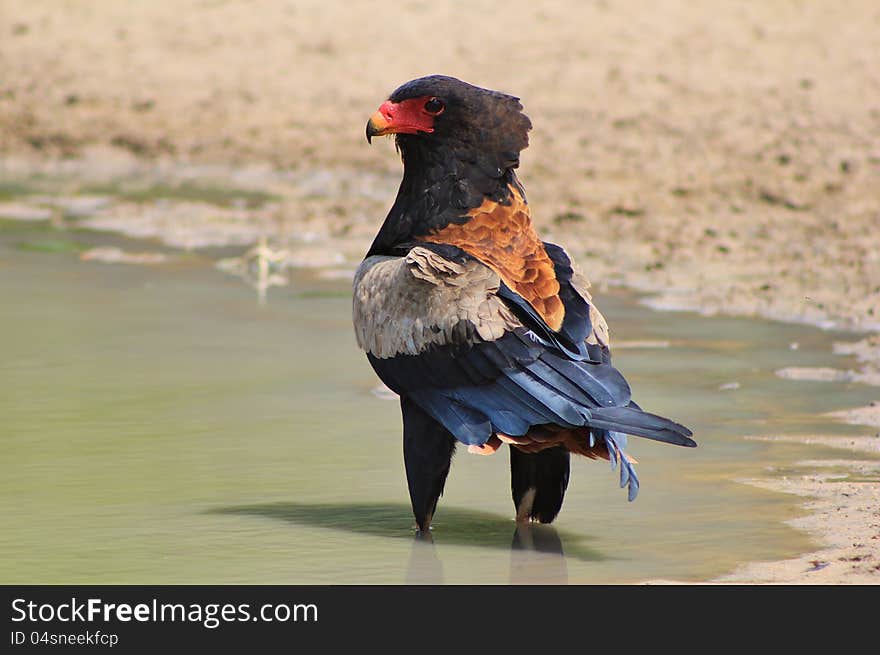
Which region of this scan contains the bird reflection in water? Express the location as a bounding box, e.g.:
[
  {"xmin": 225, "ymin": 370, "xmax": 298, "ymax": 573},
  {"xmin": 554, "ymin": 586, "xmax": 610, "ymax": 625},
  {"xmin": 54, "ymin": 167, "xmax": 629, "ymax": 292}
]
[
  {"xmin": 509, "ymin": 523, "xmax": 568, "ymax": 584},
  {"xmin": 405, "ymin": 523, "xmax": 568, "ymax": 584},
  {"xmin": 405, "ymin": 531, "xmax": 445, "ymax": 584}
]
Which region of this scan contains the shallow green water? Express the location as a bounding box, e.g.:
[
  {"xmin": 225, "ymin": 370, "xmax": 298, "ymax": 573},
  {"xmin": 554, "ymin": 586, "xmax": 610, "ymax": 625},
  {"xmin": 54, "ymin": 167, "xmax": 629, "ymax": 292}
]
[{"xmin": 1, "ymin": 220, "xmax": 875, "ymax": 584}]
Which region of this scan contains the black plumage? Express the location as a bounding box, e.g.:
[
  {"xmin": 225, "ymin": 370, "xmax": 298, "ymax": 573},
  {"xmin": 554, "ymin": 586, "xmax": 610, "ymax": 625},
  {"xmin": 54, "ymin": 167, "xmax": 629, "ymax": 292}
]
[
  {"xmin": 366, "ymin": 76, "xmax": 531, "ymax": 257},
  {"xmin": 355, "ymin": 75, "xmax": 695, "ymax": 531}
]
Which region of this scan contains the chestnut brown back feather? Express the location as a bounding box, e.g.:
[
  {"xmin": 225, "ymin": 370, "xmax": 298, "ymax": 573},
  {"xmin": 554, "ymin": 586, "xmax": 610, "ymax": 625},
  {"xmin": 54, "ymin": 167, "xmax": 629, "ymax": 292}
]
[{"xmin": 421, "ymin": 185, "xmax": 565, "ymax": 332}]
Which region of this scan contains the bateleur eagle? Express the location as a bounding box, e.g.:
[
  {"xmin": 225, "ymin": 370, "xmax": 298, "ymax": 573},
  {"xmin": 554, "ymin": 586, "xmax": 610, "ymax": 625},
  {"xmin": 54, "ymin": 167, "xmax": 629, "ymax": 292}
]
[{"xmin": 354, "ymin": 75, "xmax": 695, "ymax": 532}]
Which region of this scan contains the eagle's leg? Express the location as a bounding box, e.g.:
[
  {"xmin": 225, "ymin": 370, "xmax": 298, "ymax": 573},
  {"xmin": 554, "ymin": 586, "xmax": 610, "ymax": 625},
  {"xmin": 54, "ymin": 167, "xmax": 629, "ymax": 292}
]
[
  {"xmin": 510, "ymin": 445, "xmax": 570, "ymax": 524},
  {"xmin": 400, "ymin": 396, "xmax": 456, "ymax": 533}
]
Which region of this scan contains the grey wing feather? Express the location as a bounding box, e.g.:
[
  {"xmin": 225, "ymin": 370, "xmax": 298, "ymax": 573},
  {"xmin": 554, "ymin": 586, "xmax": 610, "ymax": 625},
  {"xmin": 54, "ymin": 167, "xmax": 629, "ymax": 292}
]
[{"xmin": 352, "ymin": 246, "xmax": 521, "ymax": 358}]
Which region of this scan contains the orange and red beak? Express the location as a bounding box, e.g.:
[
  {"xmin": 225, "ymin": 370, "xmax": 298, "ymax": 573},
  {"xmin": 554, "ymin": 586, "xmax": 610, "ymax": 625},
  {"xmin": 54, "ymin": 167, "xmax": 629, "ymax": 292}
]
[
  {"xmin": 365, "ymin": 102, "xmax": 394, "ymax": 143},
  {"xmin": 366, "ymin": 98, "xmax": 437, "ymax": 143}
]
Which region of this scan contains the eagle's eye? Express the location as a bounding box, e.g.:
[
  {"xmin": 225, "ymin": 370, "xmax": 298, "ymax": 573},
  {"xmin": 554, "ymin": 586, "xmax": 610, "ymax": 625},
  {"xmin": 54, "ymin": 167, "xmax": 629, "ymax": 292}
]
[{"xmin": 423, "ymin": 97, "xmax": 445, "ymax": 115}]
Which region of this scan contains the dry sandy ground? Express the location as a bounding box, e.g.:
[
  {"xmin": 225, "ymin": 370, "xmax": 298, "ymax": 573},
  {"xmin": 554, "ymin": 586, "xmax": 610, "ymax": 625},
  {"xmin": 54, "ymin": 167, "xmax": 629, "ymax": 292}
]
[{"xmin": 2, "ymin": 0, "xmax": 879, "ymax": 584}]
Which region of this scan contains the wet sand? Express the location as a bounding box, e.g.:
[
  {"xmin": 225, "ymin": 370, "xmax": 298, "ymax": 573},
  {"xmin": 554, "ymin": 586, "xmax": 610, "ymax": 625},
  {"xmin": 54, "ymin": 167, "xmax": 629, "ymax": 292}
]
[{"xmin": 2, "ymin": 0, "xmax": 878, "ymax": 583}]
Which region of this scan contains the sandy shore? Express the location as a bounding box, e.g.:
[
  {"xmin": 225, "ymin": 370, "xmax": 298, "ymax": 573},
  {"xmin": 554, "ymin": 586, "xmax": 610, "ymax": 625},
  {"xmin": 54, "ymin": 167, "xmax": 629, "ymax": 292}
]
[{"xmin": 2, "ymin": 0, "xmax": 878, "ymax": 583}]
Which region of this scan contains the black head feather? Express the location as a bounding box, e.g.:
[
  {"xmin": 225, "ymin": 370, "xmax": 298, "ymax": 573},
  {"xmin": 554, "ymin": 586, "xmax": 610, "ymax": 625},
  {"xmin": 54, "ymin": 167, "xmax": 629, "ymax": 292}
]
[
  {"xmin": 367, "ymin": 76, "xmax": 533, "ymax": 257},
  {"xmin": 388, "ymin": 75, "xmax": 532, "ymax": 175}
]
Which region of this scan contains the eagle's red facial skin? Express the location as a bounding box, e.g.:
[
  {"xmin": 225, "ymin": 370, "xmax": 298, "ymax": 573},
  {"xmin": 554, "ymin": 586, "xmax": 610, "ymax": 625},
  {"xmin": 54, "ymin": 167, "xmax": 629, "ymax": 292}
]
[{"xmin": 366, "ymin": 96, "xmax": 441, "ymax": 139}]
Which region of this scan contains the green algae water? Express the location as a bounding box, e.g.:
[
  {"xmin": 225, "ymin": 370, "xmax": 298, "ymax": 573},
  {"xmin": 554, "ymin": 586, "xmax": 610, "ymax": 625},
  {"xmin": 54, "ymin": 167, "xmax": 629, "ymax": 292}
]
[{"xmin": 1, "ymin": 220, "xmax": 875, "ymax": 584}]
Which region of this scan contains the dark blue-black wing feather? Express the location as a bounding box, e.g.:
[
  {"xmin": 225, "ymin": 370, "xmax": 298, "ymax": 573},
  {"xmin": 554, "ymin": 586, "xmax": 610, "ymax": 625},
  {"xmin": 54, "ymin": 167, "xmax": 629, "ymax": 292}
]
[{"xmin": 367, "ymin": 243, "xmax": 694, "ymax": 449}]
